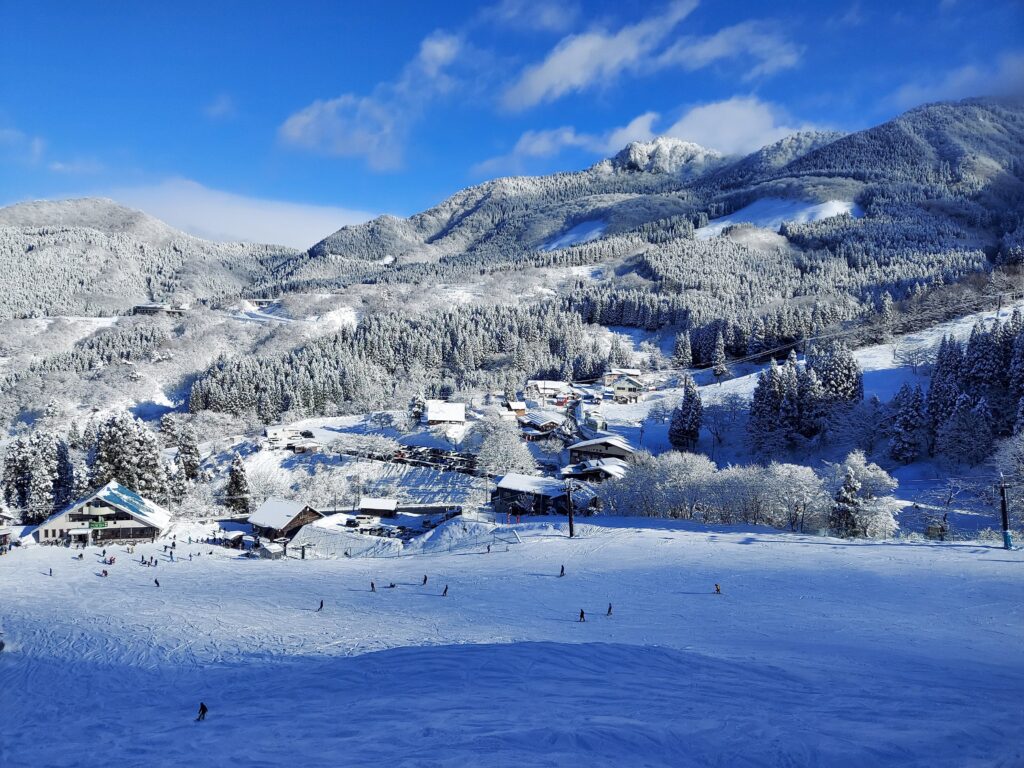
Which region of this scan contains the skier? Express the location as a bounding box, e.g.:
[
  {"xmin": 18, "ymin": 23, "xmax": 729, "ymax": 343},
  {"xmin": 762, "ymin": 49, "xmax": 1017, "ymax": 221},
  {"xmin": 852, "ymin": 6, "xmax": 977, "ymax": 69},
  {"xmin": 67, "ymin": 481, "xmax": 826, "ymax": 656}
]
[
  {"xmin": 607, "ymin": 603, "xmax": 612, "ymax": 617},
  {"xmin": 196, "ymin": 702, "xmax": 208, "ymax": 722},
  {"xmin": 316, "ymin": 599, "xmax": 324, "ymax": 612},
  {"xmin": 559, "ymin": 565, "xmax": 565, "ymax": 578},
  {"xmin": 579, "ymin": 609, "xmax": 585, "ymax": 622},
  {"xmin": 189, "ymin": 554, "xmax": 192, "ymax": 562},
  {"xmin": 102, "ymin": 549, "xmax": 106, "ymax": 557},
  {"xmin": 422, "ymin": 574, "xmax": 428, "ymax": 586},
  {"xmin": 714, "ymin": 584, "xmax": 721, "ymax": 595},
  {"xmin": 442, "ymin": 585, "xmax": 448, "ymax": 597},
  {"xmin": 154, "ymin": 578, "xmax": 160, "ymax": 588},
  {"xmin": 101, "ymin": 569, "xmax": 108, "ymax": 577},
  {"xmin": 370, "ymin": 581, "xmax": 376, "ymax": 593},
  {"xmin": 49, "ymin": 568, "xmax": 52, "ymax": 577},
  {"xmin": 486, "ymin": 544, "xmax": 491, "ymax": 554}
]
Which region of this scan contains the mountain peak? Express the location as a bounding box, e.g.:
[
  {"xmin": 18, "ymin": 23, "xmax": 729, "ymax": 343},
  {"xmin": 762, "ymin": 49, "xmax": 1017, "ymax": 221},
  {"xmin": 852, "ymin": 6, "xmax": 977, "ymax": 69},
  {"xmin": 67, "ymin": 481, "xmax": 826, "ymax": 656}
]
[
  {"xmin": 606, "ymin": 137, "xmax": 724, "ymax": 176},
  {"xmin": 0, "ymin": 197, "xmax": 180, "ymax": 243}
]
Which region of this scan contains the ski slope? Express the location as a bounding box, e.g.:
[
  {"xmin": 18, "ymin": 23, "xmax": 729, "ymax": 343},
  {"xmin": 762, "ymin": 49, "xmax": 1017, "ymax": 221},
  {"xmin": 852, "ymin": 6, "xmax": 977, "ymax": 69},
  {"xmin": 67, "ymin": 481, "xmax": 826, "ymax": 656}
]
[
  {"xmin": 1, "ymin": 518, "xmax": 1021, "ymax": 767},
  {"xmin": 696, "ymin": 198, "xmax": 862, "ymax": 240}
]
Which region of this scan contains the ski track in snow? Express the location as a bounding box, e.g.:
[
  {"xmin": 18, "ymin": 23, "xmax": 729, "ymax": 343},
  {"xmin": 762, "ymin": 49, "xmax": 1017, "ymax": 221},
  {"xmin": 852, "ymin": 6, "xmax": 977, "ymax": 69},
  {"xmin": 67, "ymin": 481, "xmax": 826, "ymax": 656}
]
[{"xmin": 1, "ymin": 519, "xmax": 1022, "ymax": 767}]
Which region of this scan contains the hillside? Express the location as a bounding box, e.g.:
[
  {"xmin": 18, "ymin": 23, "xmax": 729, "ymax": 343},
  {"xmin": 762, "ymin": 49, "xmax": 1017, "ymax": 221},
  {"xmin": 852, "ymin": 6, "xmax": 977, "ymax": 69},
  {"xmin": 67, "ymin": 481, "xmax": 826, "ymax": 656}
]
[{"xmin": 0, "ymin": 198, "xmax": 298, "ymax": 318}]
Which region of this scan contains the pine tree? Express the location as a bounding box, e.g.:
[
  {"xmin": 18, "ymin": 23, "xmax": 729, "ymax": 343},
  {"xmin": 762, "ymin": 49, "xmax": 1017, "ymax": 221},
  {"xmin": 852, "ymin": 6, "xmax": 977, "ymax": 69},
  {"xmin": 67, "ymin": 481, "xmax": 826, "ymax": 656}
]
[
  {"xmin": 668, "ymin": 374, "xmax": 703, "ymax": 450},
  {"xmin": 810, "ymin": 341, "xmax": 863, "ymax": 403},
  {"xmin": 176, "ymin": 425, "xmax": 201, "ymax": 482},
  {"xmin": 711, "ymin": 330, "xmax": 729, "ymax": 383},
  {"xmin": 224, "ymin": 453, "xmax": 251, "ymax": 515},
  {"xmin": 672, "ymin": 331, "xmax": 692, "ymax": 368},
  {"xmin": 889, "ymin": 383, "xmax": 926, "ymax": 463},
  {"xmin": 830, "ymin": 468, "xmax": 861, "ymax": 538}
]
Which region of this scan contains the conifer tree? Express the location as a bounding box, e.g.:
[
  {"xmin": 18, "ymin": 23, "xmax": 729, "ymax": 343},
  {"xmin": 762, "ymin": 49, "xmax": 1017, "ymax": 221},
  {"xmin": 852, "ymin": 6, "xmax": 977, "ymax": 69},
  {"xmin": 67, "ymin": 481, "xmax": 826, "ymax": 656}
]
[
  {"xmin": 225, "ymin": 453, "xmax": 251, "ymax": 515},
  {"xmin": 668, "ymin": 374, "xmax": 703, "ymax": 450}
]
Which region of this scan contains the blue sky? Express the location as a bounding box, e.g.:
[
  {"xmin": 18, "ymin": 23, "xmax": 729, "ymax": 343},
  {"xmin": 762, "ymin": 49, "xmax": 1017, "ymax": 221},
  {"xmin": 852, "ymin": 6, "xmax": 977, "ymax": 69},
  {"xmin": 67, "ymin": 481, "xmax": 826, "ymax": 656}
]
[{"xmin": 1, "ymin": 0, "xmax": 1021, "ymax": 247}]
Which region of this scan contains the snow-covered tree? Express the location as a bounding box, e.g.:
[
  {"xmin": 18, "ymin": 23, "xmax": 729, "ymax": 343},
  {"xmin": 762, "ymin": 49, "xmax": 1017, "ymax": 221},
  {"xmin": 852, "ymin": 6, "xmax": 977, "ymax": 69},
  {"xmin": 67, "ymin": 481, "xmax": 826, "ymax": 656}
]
[
  {"xmin": 668, "ymin": 374, "xmax": 702, "ymax": 451},
  {"xmin": 475, "ymin": 417, "xmax": 536, "ymax": 475},
  {"xmin": 224, "ymin": 452, "xmax": 251, "ymax": 515}
]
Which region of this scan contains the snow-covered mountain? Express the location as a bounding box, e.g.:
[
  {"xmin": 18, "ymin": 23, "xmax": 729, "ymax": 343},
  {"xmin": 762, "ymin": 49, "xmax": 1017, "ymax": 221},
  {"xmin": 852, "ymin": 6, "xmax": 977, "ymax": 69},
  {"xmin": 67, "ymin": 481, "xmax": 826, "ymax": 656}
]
[{"xmin": 0, "ymin": 198, "xmax": 297, "ymax": 318}]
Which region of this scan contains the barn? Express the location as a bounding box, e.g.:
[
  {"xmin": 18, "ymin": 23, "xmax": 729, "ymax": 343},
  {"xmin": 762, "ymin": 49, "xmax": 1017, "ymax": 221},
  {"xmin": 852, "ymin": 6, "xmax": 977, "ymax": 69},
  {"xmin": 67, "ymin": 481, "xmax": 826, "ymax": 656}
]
[
  {"xmin": 249, "ymin": 498, "xmax": 323, "ymax": 539},
  {"xmin": 34, "ymin": 481, "xmax": 170, "ymax": 545},
  {"xmin": 423, "ymin": 400, "xmax": 466, "ymax": 425}
]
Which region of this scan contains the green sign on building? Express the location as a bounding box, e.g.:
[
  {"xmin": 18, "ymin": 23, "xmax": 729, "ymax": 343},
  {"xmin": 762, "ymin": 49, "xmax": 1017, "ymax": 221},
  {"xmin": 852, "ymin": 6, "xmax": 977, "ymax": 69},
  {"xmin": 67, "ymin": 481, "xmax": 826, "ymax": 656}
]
[{"xmin": 88, "ymin": 520, "xmax": 107, "ymax": 529}]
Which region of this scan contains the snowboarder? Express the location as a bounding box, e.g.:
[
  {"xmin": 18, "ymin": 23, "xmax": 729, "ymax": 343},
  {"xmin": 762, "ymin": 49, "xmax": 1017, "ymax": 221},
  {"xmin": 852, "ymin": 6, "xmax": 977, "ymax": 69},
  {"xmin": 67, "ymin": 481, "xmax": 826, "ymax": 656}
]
[
  {"xmin": 316, "ymin": 599, "xmax": 323, "ymax": 612},
  {"xmin": 154, "ymin": 578, "xmax": 160, "ymax": 587},
  {"xmin": 442, "ymin": 585, "xmax": 448, "ymax": 597},
  {"xmin": 579, "ymin": 609, "xmax": 585, "ymax": 622},
  {"xmin": 714, "ymin": 584, "xmax": 721, "ymax": 595},
  {"xmin": 486, "ymin": 544, "xmax": 491, "ymax": 554},
  {"xmin": 607, "ymin": 603, "xmax": 612, "ymax": 617},
  {"xmin": 370, "ymin": 581, "xmax": 376, "ymax": 593},
  {"xmin": 559, "ymin": 565, "xmax": 565, "ymax": 577},
  {"xmin": 101, "ymin": 569, "xmax": 108, "ymax": 577},
  {"xmin": 196, "ymin": 702, "xmax": 208, "ymax": 721},
  {"xmin": 189, "ymin": 554, "xmax": 192, "ymax": 562},
  {"xmin": 49, "ymin": 568, "xmax": 52, "ymax": 577},
  {"xmin": 422, "ymin": 574, "xmax": 428, "ymax": 585},
  {"xmin": 78, "ymin": 553, "xmax": 84, "ymax": 560},
  {"xmin": 102, "ymin": 549, "xmax": 106, "ymax": 557}
]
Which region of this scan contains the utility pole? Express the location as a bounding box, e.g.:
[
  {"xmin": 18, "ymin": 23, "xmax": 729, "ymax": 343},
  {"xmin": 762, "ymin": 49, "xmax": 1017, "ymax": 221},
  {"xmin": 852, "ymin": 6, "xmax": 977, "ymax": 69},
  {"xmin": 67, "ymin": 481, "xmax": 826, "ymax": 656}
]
[
  {"xmin": 999, "ymin": 475, "xmax": 1013, "ymax": 550},
  {"xmin": 565, "ymin": 480, "xmax": 576, "ymax": 539}
]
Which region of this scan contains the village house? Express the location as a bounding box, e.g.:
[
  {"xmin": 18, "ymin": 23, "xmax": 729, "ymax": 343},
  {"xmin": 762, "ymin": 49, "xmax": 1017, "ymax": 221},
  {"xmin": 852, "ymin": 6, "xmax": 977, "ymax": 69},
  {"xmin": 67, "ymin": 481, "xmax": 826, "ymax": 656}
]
[
  {"xmin": 423, "ymin": 400, "xmax": 466, "ymax": 425},
  {"xmin": 132, "ymin": 302, "xmax": 188, "ymax": 316},
  {"xmin": 602, "ymin": 368, "xmax": 642, "ymax": 386},
  {"xmin": 263, "ymin": 425, "xmax": 303, "ymax": 450},
  {"xmin": 612, "ymin": 376, "xmax": 645, "ymax": 403},
  {"xmin": 248, "ymin": 498, "xmax": 322, "ymax": 540},
  {"xmin": 517, "ymin": 411, "xmax": 564, "ymax": 441},
  {"xmin": 567, "ymin": 435, "xmax": 636, "ymax": 464},
  {"xmin": 34, "ymin": 481, "xmax": 170, "ymax": 545},
  {"xmin": 257, "ymin": 542, "xmax": 286, "ymax": 560},
  {"xmin": 504, "ymin": 400, "xmax": 528, "ymax": 417},
  {"xmin": 358, "ymin": 497, "xmax": 399, "ymax": 518},
  {"xmin": 492, "ymin": 473, "xmax": 569, "ymax": 516},
  {"xmin": 560, "ymin": 457, "xmax": 630, "ymax": 483},
  {"xmin": 524, "ymin": 379, "xmax": 570, "ymax": 403}
]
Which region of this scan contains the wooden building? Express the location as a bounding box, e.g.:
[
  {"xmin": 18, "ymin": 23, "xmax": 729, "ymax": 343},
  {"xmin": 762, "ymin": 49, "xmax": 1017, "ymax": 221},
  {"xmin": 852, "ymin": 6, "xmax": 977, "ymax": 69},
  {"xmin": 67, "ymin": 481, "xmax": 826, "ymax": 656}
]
[
  {"xmin": 491, "ymin": 474, "xmax": 569, "ymax": 516},
  {"xmin": 35, "ymin": 481, "xmax": 170, "ymax": 545},
  {"xmin": 423, "ymin": 400, "xmax": 466, "ymax": 425},
  {"xmin": 567, "ymin": 436, "xmax": 635, "ymax": 464},
  {"xmin": 249, "ymin": 498, "xmax": 322, "ymax": 539},
  {"xmin": 560, "ymin": 457, "xmax": 630, "ymax": 483},
  {"xmin": 358, "ymin": 497, "xmax": 399, "ymax": 518}
]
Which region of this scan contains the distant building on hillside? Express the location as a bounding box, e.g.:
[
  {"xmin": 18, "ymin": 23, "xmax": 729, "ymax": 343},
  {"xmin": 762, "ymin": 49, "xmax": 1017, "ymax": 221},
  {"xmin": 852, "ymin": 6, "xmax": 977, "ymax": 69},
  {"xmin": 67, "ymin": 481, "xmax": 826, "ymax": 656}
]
[
  {"xmin": 249, "ymin": 498, "xmax": 322, "ymax": 540},
  {"xmin": 602, "ymin": 368, "xmax": 642, "ymax": 386},
  {"xmin": 612, "ymin": 376, "xmax": 644, "ymax": 403},
  {"xmin": 518, "ymin": 411, "xmax": 564, "ymax": 441},
  {"xmin": 132, "ymin": 303, "xmax": 188, "ymax": 316},
  {"xmin": 34, "ymin": 481, "xmax": 170, "ymax": 545},
  {"xmin": 423, "ymin": 400, "xmax": 466, "ymax": 425},
  {"xmin": 560, "ymin": 457, "xmax": 630, "ymax": 483},
  {"xmin": 567, "ymin": 435, "xmax": 635, "ymax": 464},
  {"xmin": 358, "ymin": 497, "xmax": 399, "ymax": 518}
]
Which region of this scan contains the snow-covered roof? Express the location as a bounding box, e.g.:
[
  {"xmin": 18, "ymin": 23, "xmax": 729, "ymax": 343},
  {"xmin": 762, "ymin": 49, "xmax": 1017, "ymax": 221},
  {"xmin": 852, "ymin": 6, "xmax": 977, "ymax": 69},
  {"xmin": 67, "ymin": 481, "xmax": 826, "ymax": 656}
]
[
  {"xmin": 46, "ymin": 481, "xmax": 171, "ymax": 531},
  {"xmin": 568, "ymin": 435, "xmax": 635, "ymax": 453},
  {"xmin": 424, "ymin": 400, "xmax": 466, "ymax": 423},
  {"xmin": 561, "ymin": 457, "xmax": 630, "ymax": 479},
  {"xmin": 526, "ymin": 379, "xmax": 569, "ymax": 393},
  {"xmin": 609, "ymin": 368, "xmax": 642, "ymax": 376},
  {"xmin": 497, "ymin": 473, "xmax": 566, "ymax": 497},
  {"xmin": 613, "ymin": 376, "xmax": 644, "ymax": 388},
  {"xmin": 506, "ymin": 401, "xmax": 527, "ymax": 410},
  {"xmin": 520, "ymin": 411, "xmax": 563, "ymax": 429},
  {"xmin": 249, "ymin": 498, "xmax": 311, "ymax": 530},
  {"xmin": 220, "ymin": 530, "xmax": 245, "ymax": 540},
  {"xmin": 359, "ymin": 497, "xmax": 398, "ymax": 513},
  {"xmin": 259, "ymin": 542, "xmax": 285, "ymax": 554}
]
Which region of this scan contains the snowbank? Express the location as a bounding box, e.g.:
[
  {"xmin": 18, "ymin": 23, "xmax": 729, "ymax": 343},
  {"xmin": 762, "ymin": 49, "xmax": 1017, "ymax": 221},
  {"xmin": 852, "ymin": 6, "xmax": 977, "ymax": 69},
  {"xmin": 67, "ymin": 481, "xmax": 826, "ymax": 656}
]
[{"xmin": 696, "ymin": 198, "xmax": 862, "ymax": 240}]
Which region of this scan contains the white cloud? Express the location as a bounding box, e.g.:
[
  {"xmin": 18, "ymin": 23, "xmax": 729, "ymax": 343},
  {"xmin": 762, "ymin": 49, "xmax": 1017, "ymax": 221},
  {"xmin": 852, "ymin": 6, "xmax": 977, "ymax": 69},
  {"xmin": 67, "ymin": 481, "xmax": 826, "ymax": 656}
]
[
  {"xmin": 501, "ymin": 3, "xmax": 802, "ymax": 110},
  {"xmin": 279, "ymin": 31, "xmax": 463, "ymax": 170},
  {"xmin": 657, "ymin": 20, "xmax": 802, "ymax": 80},
  {"xmin": 474, "ymin": 97, "xmax": 813, "ymax": 174},
  {"xmin": 108, "ymin": 178, "xmax": 374, "ymax": 249},
  {"xmin": 204, "ymin": 94, "xmax": 237, "ymax": 120},
  {"xmin": 661, "ymin": 96, "xmax": 810, "ymax": 154},
  {"xmin": 481, "ymin": 0, "xmax": 580, "ymax": 32},
  {"xmin": 0, "ymin": 127, "xmax": 46, "ymax": 164},
  {"xmin": 48, "ymin": 158, "xmax": 105, "ymax": 175},
  {"xmin": 889, "ymin": 52, "xmax": 1024, "ymax": 109},
  {"xmin": 501, "ymin": 0, "xmax": 698, "ymax": 110}
]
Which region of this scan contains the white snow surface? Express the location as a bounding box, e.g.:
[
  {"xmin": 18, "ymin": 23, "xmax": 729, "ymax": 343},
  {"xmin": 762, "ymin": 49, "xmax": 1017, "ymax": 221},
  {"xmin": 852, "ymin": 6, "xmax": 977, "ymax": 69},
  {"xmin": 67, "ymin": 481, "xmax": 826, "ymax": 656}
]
[
  {"xmin": 696, "ymin": 198, "xmax": 862, "ymax": 240},
  {"xmin": 539, "ymin": 219, "xmax": 607, "ymax": 252},
  {"xmin": 1, "ymin": 518, "xmax": 1021, "ymax": 767}
]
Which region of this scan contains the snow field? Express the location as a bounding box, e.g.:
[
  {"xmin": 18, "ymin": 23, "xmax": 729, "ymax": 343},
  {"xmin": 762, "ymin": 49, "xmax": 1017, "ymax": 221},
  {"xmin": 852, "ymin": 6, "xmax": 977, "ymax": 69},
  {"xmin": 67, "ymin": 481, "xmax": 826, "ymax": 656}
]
[{"xmin": 1, "ymin": 519, "xmax": 1022, "ymax": 767}]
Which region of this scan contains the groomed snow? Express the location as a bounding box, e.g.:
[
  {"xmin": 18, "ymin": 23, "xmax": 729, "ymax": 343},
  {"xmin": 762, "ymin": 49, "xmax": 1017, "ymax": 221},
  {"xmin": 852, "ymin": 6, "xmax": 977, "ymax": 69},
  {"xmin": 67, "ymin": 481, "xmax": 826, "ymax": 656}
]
[
  {"xmin": 539, "ymin": 219, "xmax": 607, "ymax": 252},
  {"xmin": 1, "ymin": 518, "xmax": 1021, "ymax": 767},
  {"xmin": 696, "ymin": 198, "xmax": 862, "ymax": 240}
]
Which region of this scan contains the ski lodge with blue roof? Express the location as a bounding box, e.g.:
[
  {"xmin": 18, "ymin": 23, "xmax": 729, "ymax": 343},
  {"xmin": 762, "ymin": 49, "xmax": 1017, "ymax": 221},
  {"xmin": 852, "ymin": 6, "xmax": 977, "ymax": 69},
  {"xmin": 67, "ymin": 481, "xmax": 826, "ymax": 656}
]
[{"xmin": 34, "ymin": 481, "xmax": 170, "ymax": 545}]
